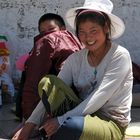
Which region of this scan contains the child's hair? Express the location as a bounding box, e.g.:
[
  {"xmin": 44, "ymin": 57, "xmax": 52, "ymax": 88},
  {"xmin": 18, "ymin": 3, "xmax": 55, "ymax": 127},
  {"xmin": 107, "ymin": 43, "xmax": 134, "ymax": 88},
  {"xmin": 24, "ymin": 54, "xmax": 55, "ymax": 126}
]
[
  {"xmin": 38, "ymin": 13, "xmax": 66, "ymax": 29},
  {"xmin": 75, "ymin": 10, "xmax": 112, "ymax": 41}
]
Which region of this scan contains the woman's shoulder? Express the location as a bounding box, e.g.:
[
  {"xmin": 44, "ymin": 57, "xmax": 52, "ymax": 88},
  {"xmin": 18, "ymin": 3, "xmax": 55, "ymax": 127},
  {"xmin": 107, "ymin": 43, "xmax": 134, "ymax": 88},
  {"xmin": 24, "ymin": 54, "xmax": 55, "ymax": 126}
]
[
  {"xmin": 64, "ymin": 48, "xmax": 87, "ymax": 66},
  {"xmin": 112, "ymin": 42, "xmax": 130, "ymax": 56},
  {"xmin": 68, "ymin": 48, "xmax": 87, "ymax": 59}
]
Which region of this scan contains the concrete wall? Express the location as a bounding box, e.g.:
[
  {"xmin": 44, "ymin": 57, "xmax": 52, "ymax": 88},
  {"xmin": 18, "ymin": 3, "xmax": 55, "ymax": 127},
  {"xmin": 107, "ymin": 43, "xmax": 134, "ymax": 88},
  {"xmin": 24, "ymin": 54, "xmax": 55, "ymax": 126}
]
[{"xmin": 0, "ymin": 0, "xmax": 140, "ymax": 79}]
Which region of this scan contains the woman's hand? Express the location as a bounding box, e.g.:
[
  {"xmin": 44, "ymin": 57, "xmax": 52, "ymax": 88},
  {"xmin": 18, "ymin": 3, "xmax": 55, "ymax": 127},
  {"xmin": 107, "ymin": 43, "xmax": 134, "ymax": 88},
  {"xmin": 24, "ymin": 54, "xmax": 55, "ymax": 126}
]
[{"xmin": 41, "ymin": 117, "xmax": 60, "ymax": 137}]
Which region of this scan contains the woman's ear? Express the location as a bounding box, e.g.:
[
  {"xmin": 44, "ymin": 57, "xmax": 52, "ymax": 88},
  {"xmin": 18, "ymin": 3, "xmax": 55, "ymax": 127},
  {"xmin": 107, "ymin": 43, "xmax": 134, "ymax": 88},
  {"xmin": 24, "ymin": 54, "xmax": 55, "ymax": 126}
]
[{"xmin": 104, "ymin": 22, "xmax": 109, "ymax": 34}]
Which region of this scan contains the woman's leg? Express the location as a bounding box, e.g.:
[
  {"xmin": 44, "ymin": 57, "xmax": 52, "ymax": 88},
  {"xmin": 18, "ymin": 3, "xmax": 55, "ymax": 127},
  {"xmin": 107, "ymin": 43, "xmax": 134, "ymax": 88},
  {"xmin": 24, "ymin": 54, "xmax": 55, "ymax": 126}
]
[
  {"xmin": 38, "ymin": 75, "xmax": 82, "ymax": 139},
  {"xmin": 79, "ymin": 115, "xmax": 124, "ymax": 140},
  {"xmin": 50, "ymin": 116, "xmax": 84, "ymax": 140},
  {"xmin": 38, "ymin": 75, "xmax": 81, "ymax": 116}
]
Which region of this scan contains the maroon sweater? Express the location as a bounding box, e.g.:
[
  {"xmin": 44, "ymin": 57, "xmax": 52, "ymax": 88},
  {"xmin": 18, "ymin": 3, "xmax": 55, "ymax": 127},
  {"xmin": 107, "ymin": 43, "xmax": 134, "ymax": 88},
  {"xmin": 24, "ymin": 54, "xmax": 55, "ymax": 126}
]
[{"xmin": 22, "ymin": 30, "xmax": 82, "ymax": 119}]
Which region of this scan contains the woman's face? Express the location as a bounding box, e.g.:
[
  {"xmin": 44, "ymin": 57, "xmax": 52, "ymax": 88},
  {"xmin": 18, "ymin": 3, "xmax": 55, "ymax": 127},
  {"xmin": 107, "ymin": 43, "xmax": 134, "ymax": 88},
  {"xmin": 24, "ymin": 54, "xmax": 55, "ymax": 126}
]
[{"xmin": 78, "ymin": 20, "xmax": 107, "ymax": 52}]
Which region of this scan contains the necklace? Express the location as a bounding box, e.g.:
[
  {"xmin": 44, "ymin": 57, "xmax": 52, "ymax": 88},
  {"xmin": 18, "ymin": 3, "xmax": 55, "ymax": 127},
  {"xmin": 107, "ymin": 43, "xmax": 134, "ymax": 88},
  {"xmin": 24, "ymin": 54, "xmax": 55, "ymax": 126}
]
[
  {"xmin": 88, "ymin": 42, "xmax": 110, "ymax": 89},
  {"xmin": 89, "ymin": 52, "xmax": 97, "ymax": 80},
  {"xmin": 94, "ymin": 68, "xmax": 97, "ymax": 78},
  {"xmin": 89, "ymin": 41, "xmax": 110, "ymax": 65},
  {"xmin": 89, "ymin": 42, "xmax": 110, "ymax": 76},
  {"xmin": 89, "ymin": 52, "xmax": 97, "ymax": 89}
]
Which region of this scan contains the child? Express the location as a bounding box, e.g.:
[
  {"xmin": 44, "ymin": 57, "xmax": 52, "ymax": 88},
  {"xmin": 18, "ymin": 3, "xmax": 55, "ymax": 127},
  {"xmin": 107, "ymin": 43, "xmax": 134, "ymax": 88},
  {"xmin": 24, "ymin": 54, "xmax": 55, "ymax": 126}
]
[
  {"xmin": 11, "ymin": 13, "xmax": 83, "ymax": 138},
  {"xmin": 21, "ymin": 13, "xmax": 82, "ymax": 120}
]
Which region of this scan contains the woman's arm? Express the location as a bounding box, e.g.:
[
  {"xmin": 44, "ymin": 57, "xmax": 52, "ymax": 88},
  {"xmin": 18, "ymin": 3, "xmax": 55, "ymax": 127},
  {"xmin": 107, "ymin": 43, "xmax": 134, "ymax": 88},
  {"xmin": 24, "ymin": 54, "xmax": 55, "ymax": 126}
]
[
  {"xmin": 57, "ymin": 49, "xmax": 132, "ymax": 124},
  {"xmin": 26, "ymin": 100, "xmax": 46, "ymax": 126}
]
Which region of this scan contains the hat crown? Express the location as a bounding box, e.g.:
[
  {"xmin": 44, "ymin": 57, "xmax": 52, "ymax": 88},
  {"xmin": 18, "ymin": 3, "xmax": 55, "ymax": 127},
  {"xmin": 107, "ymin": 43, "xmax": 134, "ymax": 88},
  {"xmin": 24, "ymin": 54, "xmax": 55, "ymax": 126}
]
[
  {"xmin": 83, "ymin": 0, "xmax": 113, "ymax": 13},
  {"xmin": 65, "ymin": 0, "xmax": 125, "ymax": 39}
]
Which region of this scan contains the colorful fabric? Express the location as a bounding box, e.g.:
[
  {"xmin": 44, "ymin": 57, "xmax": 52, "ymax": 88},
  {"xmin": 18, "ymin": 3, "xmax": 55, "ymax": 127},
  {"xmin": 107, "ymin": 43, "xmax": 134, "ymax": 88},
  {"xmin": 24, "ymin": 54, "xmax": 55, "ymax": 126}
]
[
  {"xmin": 0, "ymin": 35, "xmax": 8, "ymax": 41},
  {"xmin": 0, "ymin": 35, "xmax": 9, "ymax": 56},
  {"xmin": 0, "ymin": 56, "xmax": 9, "ymax": 74},
  {"xmin": 0, "ymin": 35, "xmax": 14, "ymax": 97},
  {"xmin": 0, "ymin": 73, "xmax": 15, "ymax": 97}
]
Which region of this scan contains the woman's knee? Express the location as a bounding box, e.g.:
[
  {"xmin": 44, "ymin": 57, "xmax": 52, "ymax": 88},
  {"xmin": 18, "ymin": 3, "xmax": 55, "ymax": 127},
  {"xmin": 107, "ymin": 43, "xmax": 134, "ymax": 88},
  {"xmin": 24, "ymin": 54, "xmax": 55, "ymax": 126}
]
[
  {"xmin": 51, "ymin": 116, "xmax": 84, "ymax": 140},
  {"xmin": 63, "ymin": 116, "xmax": 84, "ymax": 132}
]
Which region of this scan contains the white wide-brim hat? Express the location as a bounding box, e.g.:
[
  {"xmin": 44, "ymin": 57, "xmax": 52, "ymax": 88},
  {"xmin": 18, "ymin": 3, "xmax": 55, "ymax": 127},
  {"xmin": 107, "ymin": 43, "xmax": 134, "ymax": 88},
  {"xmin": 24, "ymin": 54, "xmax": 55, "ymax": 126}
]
[{"xmin": 65, "ymin": 0, "xmax": 125, "ymax": 39}]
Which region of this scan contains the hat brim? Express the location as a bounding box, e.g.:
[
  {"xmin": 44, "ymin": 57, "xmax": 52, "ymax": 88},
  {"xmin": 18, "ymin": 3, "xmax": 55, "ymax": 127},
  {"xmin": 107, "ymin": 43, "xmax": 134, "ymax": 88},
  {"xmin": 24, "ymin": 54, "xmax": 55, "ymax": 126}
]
[{"xmin": 65, "ymin": 7, "xmax": 125, "ymax": 39}]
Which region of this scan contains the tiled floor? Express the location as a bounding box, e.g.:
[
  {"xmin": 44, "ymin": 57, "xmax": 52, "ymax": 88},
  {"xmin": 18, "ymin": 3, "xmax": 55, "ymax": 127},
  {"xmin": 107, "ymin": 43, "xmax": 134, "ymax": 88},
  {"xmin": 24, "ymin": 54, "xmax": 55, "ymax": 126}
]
[{"xmin": 0, "ymin": 103, "xmax": 140, "ymax": 140}]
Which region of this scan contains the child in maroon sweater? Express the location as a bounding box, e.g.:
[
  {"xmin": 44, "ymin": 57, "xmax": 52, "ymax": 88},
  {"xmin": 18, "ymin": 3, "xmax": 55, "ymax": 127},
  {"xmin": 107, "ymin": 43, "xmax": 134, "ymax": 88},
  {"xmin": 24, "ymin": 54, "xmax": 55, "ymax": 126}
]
[{"xmin": 22, "ymin": 13, "xmax": 82, "ymax": 120}]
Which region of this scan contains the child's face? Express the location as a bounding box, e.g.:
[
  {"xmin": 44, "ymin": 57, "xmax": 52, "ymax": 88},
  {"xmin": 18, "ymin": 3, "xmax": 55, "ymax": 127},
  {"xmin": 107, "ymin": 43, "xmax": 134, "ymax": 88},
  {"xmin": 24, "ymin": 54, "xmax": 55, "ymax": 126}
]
[
  {"xmin": 78, "ymin": 20, "xmax": 107, "ymax": 52},
  {"xmin": 39, "ymin": 20, "xmax": 60, "ymax": 33}
]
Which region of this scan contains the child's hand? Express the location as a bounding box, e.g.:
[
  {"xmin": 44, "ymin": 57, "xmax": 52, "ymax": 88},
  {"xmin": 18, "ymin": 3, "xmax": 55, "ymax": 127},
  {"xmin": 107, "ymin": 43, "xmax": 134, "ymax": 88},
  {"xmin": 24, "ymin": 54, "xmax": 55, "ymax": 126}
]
[
  {"xmin": 11, "ymin": 128, "xmax": 24, "ymax": 140},
  {"xmin": 12, "ymin": 123, "xmax": 35, "ymax": 140}
]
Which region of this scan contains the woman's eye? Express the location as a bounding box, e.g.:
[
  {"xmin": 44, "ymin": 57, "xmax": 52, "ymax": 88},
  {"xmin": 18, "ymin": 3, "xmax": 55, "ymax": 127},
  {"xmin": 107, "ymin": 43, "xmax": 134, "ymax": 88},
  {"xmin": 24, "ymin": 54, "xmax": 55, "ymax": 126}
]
[
  {"xmin": 90, "ymin": 30, "xmax": 96, "ymax": 34},
  {"xmin": 78, "ymin": 29, "xmax": 97, "ymax": 37},
  {"xmin": 79, "ymin": 31, "xmax": 85, "ymax": 35}
]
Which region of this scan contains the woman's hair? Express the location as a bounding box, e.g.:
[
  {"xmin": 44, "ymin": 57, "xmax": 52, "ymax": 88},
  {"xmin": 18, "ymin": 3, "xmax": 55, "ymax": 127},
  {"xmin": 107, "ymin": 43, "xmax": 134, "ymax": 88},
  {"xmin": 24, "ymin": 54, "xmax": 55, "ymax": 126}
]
[
  {"xmin": 38, "ymin": 13, "xmax": 66, "ymax": 29},
  {"xmin": 75, "ymin": 10, "xmax": 112, "ymax": 41}
]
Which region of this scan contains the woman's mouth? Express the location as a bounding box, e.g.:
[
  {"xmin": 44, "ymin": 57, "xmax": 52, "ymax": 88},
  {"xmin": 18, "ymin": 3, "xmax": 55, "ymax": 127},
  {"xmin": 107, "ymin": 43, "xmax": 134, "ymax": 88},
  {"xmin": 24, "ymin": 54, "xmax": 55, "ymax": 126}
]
[{"xmin": 86, "ymin": 40, "xmax": 96, "ymax": 46}]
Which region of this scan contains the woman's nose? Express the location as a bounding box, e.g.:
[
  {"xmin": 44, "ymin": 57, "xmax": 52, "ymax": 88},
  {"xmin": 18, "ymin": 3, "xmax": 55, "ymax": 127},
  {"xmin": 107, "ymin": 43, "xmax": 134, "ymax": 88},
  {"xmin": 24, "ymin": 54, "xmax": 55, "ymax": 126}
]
[{"xmin": 85, "ymin": 32, "xmax": 93, "ymax": 41}]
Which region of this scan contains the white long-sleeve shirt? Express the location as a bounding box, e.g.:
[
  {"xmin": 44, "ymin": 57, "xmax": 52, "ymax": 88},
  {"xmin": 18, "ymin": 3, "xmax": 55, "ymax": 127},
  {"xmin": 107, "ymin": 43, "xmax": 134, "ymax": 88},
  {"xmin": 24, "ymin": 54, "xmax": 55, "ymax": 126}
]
[{"xmin": 27, "ymin": 42, "xmax": 133, "ymax": 127}]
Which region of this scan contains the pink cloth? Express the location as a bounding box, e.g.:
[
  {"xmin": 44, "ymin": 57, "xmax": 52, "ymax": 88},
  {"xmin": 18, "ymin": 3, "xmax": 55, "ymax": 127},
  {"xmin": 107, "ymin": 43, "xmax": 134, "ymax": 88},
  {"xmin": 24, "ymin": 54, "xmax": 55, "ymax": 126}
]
[{"xmin": 16, "ymin": 54, "xmax": 29, "ymax": 71}]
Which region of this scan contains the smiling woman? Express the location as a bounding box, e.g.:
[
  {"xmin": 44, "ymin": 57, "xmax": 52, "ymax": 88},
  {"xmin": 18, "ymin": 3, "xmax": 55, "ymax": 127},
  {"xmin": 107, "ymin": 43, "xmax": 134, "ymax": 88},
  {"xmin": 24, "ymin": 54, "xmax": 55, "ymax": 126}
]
[
  {"xmin": 11, "ymin": 0, "xmax": 133, "ymax": 140},
  {"xmin": 74, "ymin": 9, "xmax": 114, "ymax": 68}
]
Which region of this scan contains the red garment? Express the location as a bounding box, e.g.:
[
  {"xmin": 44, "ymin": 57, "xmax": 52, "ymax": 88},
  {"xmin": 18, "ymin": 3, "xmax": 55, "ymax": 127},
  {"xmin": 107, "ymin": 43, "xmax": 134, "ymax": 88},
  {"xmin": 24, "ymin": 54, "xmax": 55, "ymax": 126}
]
[
  {"xmin": 132, "ymin": 62, "xmax": 140, "ymax": 84},
  {"xmin": 22, "ymin": 30, "xmax": 82, "ymax": 119}
]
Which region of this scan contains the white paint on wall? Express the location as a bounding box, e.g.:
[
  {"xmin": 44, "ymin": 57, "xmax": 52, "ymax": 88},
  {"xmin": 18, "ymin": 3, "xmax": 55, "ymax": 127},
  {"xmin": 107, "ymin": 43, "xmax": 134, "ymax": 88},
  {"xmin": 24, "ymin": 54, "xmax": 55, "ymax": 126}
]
[
  {"xmin": 112, "ymin": 0, "xmax": 140, "ymax": 64},
  {"xmin": 0, "ymin": 0, "xmax": 139, "ymax": 79}
]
